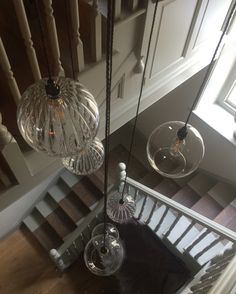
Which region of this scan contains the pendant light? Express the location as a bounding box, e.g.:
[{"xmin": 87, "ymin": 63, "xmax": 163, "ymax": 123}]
[
  {"xmin": 84, "ymin": 0, "xmax": 124, "ymax": 276},
  {"xmin": 62, "ymin": 137, "xmax": 104, "ymax": 175},
  {"xmin": 107, "ymin": 0, "xmax": 160, "ymax": 224},
  {"xmin": 17, "ymin": 0, "xmax": 99, "ymax": 158},
  {"xmin": 92, "ymin": 223, "xmax": 119, "ymax": 241},
  {"xmin": 147, "ymin": 0, "xmax": 236, "ymax": 178}
]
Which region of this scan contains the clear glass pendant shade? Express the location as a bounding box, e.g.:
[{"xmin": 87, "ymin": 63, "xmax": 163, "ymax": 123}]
[
  {"xmin": 147, "ymin": 121, "xmax": 205, "ymax": 178},
  {"xmin": 84, "ymin": 234, "xmax": 124, "ymax": 276},
  {"xmin": 92, "ymin": 223, "xmax": 119, "ymax": 240},
  {"xmin": 17, "ymin": 77, "xmax": 99, "ymax": 157},
  {"xmin": 62, "ymin": 137, "xmax": 104, "ymax": 175},
  {"xmin": 107, "ymin": 191, "xmax": 136, "ymax": 224}
]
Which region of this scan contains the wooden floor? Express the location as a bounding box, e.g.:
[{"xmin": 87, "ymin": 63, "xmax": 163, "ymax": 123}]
[{"xmin": 0, "ymin": 226, "xmax": 118, "ymax": 294}]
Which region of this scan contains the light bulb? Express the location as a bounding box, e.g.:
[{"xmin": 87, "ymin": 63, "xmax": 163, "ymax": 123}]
[
  {"xmin": 107, "ymin": 191, "xmax": 136, "ymax": 224},
  {"xmin": 62, "ymin": 137, "xmax": 104, "ymax": 175},
  {"xmin": 147, "ymin": 121, "xmax": 205, "ymax": 178},
  {"xmin": 17, "ymin": 77, "xmax": 99, "ymax": 157},
  {"xmin": 84, "ymin": 234, "xmax": 124, "ymax": 276}
]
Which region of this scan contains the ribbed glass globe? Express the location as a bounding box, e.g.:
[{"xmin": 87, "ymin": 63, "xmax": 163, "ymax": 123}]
[
  {"xmin": 147, "ymin": 121, "xmax": 205, "ymax": 178},
  {"xmin": 84, "ymin": 234, "xmax": 124, "ymax": 276},
  {"xmin": 92, "ymin": 223, "xmax": 119, "ymax": 240},
  {"xmin": 62, "ymin": 137, "xmax": 104, "ymax": 175},
  {"xmin": 107, "ymin": 191, "xmax": 136, "ymax": 224},
  {"xmin": 17, "ymin": 77, "xmax": 99, "ymax": 157}
]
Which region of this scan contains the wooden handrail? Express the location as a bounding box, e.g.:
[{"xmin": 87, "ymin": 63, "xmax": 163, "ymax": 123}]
[{"xmin": 126, "ymin": 177, "xmax": 236, "ymax": 242}]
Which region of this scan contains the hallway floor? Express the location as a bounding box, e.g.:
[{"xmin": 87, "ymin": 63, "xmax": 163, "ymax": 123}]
[{"xmin": 0, "ymin": 226, "xmax": 118, "ymax": 294}]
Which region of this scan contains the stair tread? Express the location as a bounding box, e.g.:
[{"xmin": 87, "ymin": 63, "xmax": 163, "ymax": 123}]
[
  {"xmin": 172, "ymin": 186, "xmax": 201, "ymax": 208},
  {"xmin": 208, "ymin": 182, "xmax": 236, "ymax": 208},
  {"xmin": 46, "ymin": 207, "xmax": 77, "ymax": 239},
  {"xmin": 139, "ymin": 171, "xmax": 163, "ymax": 189},
  {"xmin": 48, "ymin": 180, "xmax": 70, "ymax": 202},
  {"xmin": 33, "ymin": 222, "xmax": 63, "ymax": 251},
  {"xmin": 154, "ymin": 178, "xmax": 180, "ymax": 198},
  {"xmin": 108, "ymin": 145, "xmax": 148, "ymax": 181},
  {"xmin": 36, "ymin": 196, "xmax": 58, "ymax": 218},
  {"xmin": 191, "ymin": 194, "xmax": 222, "ymax": 220},
  {"xmin": 23, "ymin": 209, "xmax": 45, "ymax": 232},
  {"xmin": 72, "ymin": 177, "xmax": 103, "ymax": 209},
  {"xmin": 59, "ymin": 192, "xmax": 90, "ymax": 223},
  {"xmin": 60, "ymin": 170, "xmax": 80, "ymax": 187},
  {"xmin": 214, "ymin": 205, "xmax": 236, "ymax": 232},
  {"xmin": 188, "ymin": 173, "xmax": 216, "ymax": 196}
]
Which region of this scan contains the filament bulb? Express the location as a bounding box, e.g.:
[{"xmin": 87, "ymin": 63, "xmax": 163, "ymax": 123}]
[{"xmin": 170, "ymin": 138, "xmax": 185, "ymax": 156}]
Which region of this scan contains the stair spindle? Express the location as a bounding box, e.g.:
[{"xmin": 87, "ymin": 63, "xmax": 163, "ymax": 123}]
[
  {"xmin": 69, "ymin": 0, "xmax": 85, "ymax": 76},
  {"xmin": 0, "ymin": 38, "xmax": 21, "ymax": 104},
  {"xmin": 154, "ymin": 206, "xmax": 169, "ymax": 233},
  {"xmin": 90, "ymin": 0, "xmax": 102, "ymax": 62},
  {"xmin": 184, "ymin": 228, "xmax": 210, "ymax": 254},
  {"xmin": 13, "ymin": 0, "xmax": 41, "ymax": 81},
  {"xmin": 194, "ymin": 236, "xmax": 223, "ymax": 260},
  {"xmin": 163, "ymin": 213, "xmax": 181, "ymax": 239}
]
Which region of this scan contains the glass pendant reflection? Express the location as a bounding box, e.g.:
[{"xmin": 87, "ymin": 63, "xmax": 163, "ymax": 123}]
[
  {"xmin": 92, "ymin": 223, "xmax": 119, "ymax": 240},
  {"xmin": 62, "ymin": 137, "xmax": 104, "ymax": 175},
  {"xmin": 147, "ymin": 121, "xmax": 205, "ymax": 178},
  {"xmin": 84, "ymin": 234, "xmax": 124, "ymax": 276},
  {"xmin": 17, "ymin": 77, "xmax": 99, "ymax": 157},
  {"xmin": 107, "ymin": 191, "xmax": 136, "ymax": 224}
]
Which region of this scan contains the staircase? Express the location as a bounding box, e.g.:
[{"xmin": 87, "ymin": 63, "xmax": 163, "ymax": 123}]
[{"xmin": 21, "ymin": 144, "xmax": 236, "ymax": 264}]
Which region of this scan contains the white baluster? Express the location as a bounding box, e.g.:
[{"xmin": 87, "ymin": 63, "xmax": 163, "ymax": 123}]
[
  {"xmin": 50, "ymin": 249, "xmax": 66, "ymax": 271},
  {"xmin": 90, "ymin": 0, "xmax": 102, "ymax": 62},
  {"xmin": 13, "ymin": 0, "xmax": 41, "ymax": 81},
  {"xmin": 42, "ymin": 0, "xmax": 65, "ymax": 76},
  {"xmin": 128, "ymin": 0, "xmax": 139, "ymax": 11},
  {"xmin": 70, "ymin": 0, "xmax": 85, "ymax": 76},
  {"xmin": 0, "ymin": 38, "xmax": 21, "ymax": 104}
]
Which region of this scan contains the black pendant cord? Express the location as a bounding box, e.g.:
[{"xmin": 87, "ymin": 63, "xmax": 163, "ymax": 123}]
[
  {"xmin": 103, "ymin": 0, "xmax": 115, "ymax": 245},
  {"xmin": 34, "ymin": 0, "xmax": 52, "ymax": 80},
  {"xmin": 121, "ymin": 0, "xmax": 160, "ymax": 202},
  {"xmin": 65, "ymin": 0, "xmax": 76, "ymax": 80},
  {"xmin": 182, "ymin": 0, "xmax": 236, "ymax": 132}
]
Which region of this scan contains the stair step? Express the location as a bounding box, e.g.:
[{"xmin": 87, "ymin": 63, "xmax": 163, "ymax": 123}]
[
  {"xmin": 60, "ymin": 169, "xmax": 80, "ymax": 188},
  {"xmin": 36, "ymin": 195, "xmax": 58, "ymax": 218},
  {"xmin": 23, "ymin": 209, "xmax": 45, "ymax": 232},
  {"xmin": 139, "ymin": 171, "xmax": 163, "ymax": 189},
  {"xmin": 48, "ymin": 179, "xmax": 71, "ymax": 202},
  {"xmin": 46, "ymin": 206, "xmax": 77, "ymax": 239},
  {"xmin": 208, "ymin": 182, "xmax": 236, "ymax": 208},
  {"xmin": 33, "ymin": 222, "xmax": 63, "ymax": 251},
  {"xmin": 191, "ymin": 194, "xmax": 222, "ymax": 220},
  {"xmin": 172, "ymin": 186, "xmax": 201, "ymax": 208},
  {"xmin": 72, "ymin": 177, "xmax": 103, "ymax": 209},
  {"xmin": 154, "ymin": 178, "xmax": 180, "ymax": 198},
  {"xmin": 188, "ymin": 173, "xmax": 216, "ymax": 197},
  {"xmin": 108, "ymin": 145, "xmax": 148, "ymax": 181},
  {"xmin": 214, "ymin": 204, "xmax": 236, "ymax": 232},
  {"xmin": 59, "ymin": 192, "xmax": 90, "ymax": 224}
]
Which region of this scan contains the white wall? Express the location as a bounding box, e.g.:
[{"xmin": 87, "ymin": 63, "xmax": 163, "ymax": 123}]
[{"xmin": 136, "ymin": 67, "xmax": 236, "ymax": 186}]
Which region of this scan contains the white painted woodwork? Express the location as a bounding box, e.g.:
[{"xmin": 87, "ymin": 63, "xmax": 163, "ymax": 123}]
[
  {"xmin": 128, "ymin": 0, "xmax": 139, "ymax": 11},
  {"xmin": 69, "ymin": 0, "xmax": 85, "ymax": 75},
  {"xmin": 150, "ymin": 0, "xmax": 198, "ymax": 76},
  {"xmin": 90, "ymin": 0, "xmax": 102, "ymax": 62},
  {"xmin": 0, "ymin": 113, "xmax": 12, "ymax": 150},
  {"xmin": 192, "ymin": 0, "xmax": 232, "ymax": 50},
  {"xmin": 0, "ymin": 38, "xmax": 21, "ymax": 104},
  {"xmin": 13, "ymin": 0, "xmax": 41, "ymax": 81},
  {"xmin": 114, "ymin": 0, "xmax": 122, "ymax": 20},
  {"xmin": 42, "ymin": 0, "xmax": 65, "ymax": 76}
]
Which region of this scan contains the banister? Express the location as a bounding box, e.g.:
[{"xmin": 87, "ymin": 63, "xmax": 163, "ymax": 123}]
[{"xmin": 126, "ymin": 177, "xmax": 236, "ymax": 242}]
